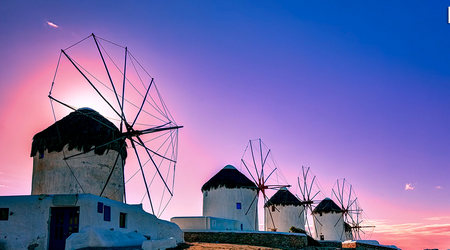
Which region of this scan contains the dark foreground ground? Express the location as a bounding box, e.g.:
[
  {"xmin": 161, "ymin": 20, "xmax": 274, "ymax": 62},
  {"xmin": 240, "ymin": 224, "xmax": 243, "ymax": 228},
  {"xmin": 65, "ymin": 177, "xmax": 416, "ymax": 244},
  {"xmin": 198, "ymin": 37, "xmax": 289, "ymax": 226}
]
[{"xmin": 170, "ymin": 242, "xmax": 282, "ymax": 249}]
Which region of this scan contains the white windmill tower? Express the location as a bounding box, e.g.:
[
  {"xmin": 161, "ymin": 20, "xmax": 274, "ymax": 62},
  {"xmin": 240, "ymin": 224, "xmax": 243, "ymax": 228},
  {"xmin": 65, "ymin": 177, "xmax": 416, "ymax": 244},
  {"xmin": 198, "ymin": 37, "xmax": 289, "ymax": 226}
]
[
  {"xmin": 239, "ymin": 139, "xmax": 290, "ymax": 231},
  {"xmin": 312, "ymin": 197, "xmax": 345, "ymax": 241},
  {"xmin": 263, "ymin": 187, "xmax": 303, "ymax": 232},
  {"xmin": 201, "ymin": 165, "xmax": 258, "ymax": 231},
  {"xmin": 31, "ymin": 108, "xmax": 128, "ymax": 202}
]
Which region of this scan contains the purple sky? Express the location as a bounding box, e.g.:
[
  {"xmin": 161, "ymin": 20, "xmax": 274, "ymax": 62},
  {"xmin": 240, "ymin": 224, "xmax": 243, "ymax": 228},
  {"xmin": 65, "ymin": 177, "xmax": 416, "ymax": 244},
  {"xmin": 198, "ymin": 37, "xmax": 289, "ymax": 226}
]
[{"xmin": 0, "ymin": 1, "xmax": 449, "ymax": 249}]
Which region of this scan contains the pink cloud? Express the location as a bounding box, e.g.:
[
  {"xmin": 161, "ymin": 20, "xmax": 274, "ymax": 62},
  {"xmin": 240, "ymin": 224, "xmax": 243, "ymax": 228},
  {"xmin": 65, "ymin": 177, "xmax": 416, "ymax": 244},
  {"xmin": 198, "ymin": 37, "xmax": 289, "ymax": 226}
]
[
  {"xmin": 404, "ymin": 183, "xmax": 415, "ymax": 191},
  {"xmin": 370, "ymin": 217, "xmax": 450, "ymax": 250},
  {"xmin": 425, "ymin": 216, "xmax": 450, "ymax": 221},
  {"xmin": 435, "ymin": 185, "xmax": 443, "ymax": 190},
  {"xmin": 46, "ymin": 21, "xmax": 59, "ymax": 28}
]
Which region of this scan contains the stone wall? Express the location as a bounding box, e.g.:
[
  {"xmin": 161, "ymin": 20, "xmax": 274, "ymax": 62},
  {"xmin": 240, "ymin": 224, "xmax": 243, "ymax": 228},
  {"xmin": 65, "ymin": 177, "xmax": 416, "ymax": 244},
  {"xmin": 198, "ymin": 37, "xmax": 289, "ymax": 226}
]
[
  {"xmin": 184, "ymin": 231, "xmax": 307, "ymax": 249},
  {"xmin": 171, "ymin": 216, "xmax": 241, "ymax": 231}
]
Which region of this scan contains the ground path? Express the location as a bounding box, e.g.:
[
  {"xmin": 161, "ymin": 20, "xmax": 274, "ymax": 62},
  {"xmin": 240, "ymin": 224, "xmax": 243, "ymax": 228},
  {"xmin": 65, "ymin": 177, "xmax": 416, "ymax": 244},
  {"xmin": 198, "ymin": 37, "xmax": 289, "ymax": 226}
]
[{"xmin": 172, "ymin": 242, "xmax": 281, "ymax": 249}]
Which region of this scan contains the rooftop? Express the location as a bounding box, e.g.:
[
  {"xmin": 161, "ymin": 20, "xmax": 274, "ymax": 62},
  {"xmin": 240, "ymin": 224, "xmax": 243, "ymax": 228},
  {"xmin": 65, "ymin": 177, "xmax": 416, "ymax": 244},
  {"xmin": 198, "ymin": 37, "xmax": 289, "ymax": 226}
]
[
  {"xmin": 31, "ymin": 108, "xmax": 127, "ymax": 159},
  {"xmin": 201, "ymin": 165, "xmax": 257, "ymax": 192},
  {"xmin": 264, "ymin": 188, "xmax": 303, "ymax": 207}
]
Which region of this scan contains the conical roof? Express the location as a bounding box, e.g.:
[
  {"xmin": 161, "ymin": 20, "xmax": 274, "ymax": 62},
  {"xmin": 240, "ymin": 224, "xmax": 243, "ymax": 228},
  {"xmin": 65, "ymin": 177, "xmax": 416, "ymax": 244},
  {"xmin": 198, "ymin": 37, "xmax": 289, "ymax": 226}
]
[
  {"xmin": 264, "ymin": 188, "xmax": 302, "ymax": 207},
  {"xmin": 312, "ymin": 198, "xmax": 343, "ymax": 214},
  {"xmin": 201, "ymin": 165, "xmax": 257, "ymax": 192},
  {"xmin": 31, "ymin": 108, "xmax": 127, "ymax": 159}
]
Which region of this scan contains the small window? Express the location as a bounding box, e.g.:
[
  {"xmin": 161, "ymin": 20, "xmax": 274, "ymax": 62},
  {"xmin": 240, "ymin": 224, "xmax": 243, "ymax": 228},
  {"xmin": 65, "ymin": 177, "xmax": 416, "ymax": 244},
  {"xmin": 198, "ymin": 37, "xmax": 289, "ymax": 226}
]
[
  {"xmin": 0, "ymin": 208, "xmax": 9, "ymax": 220},
  {"xmin": 271, "ymin": 206, "xmax": 275, "ymax": 212},
  {"xmin": 97, "ymin": 202, "xmax": 103, "ymax": 213},
  {"xmin": 39, "ymin": 152, "xmax": 44, "ymax": 159},
  {"xmin": 236, "ymin": 203, "xmax": 241, "ymax": 209},
  {"xmin": 320, "ymin": 235, "xmax": 324, "ymax": 240},
  {"xmin": 204, "ymin": 191, "xmax": 208, "ymax": 197},
  {"xmin": 104, "ymin": 206, "xmax": 111, "ymax": 221},
  {"xmin": 240, "ymin": 224, "xmax": 243, "ymax": 231},
  {"xmin": 119, "ymin": 213, "xmax": 127, "ymax": 228}
]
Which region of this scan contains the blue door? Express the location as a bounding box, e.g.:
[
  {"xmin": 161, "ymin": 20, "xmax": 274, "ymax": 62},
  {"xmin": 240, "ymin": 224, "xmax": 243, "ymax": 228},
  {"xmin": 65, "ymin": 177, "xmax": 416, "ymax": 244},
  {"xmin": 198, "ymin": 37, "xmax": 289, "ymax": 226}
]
[{"xmin": 49, "ymin": 207, "xmax": 79, "ymax": 250}]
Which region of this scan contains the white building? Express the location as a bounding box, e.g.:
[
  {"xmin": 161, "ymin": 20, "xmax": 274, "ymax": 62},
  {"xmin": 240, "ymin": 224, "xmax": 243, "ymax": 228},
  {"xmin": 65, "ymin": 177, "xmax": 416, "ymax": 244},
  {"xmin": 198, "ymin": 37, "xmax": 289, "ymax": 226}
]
[
  {"xmin": 201, "ymin": 165, "xmax": 258, "ymax": 231},
  {"xmin": 264, "ymin": 188, "xmax": 305, "ymax": 232},
  {"xmin": 312, "ymin": 197, "xmax": 347, "ymax": 241},
  {"xmin": 0, "ymin": 194, "xmax": 182, "ymax": 249}
]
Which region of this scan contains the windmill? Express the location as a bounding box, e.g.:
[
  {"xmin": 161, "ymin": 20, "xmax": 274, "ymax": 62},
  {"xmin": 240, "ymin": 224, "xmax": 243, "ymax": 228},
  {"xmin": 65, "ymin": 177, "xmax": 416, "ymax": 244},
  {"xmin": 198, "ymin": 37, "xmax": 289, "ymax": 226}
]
[
  {"xmin": 297, "ymin": 165, "xmax": 324, "ymax": 237},
  {"xmin": 47, "ymin": 33, "xmax": 182, "ymax": 217},
  {"xmin": 331, "ymin": 178, "xmax": 375, "ymax": 240},
  {"xmin": 240, "ymin": 138, "xmax": 290, "ymax": 231}
]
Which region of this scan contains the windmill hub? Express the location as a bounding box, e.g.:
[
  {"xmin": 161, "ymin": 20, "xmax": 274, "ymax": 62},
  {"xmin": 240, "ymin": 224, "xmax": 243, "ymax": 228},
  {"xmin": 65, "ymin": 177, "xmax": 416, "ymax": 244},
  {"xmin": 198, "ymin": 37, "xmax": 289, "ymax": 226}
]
[{"xmin": 303, "ymin": 200, "xmax": 314, "ymax": 205}]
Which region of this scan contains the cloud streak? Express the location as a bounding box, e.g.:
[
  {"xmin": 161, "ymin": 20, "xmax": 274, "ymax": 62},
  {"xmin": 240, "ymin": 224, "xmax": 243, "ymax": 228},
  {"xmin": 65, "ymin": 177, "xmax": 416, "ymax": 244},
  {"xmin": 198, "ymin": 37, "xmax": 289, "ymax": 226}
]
[
  {"xmin": 370, "ymin": 217, "xmax": 450, "ymax": 250},
  {"xmin": 370, "ymin": 218, "xmax": 450, "ymax": 237},
  {"xmin": 424, "ymin": 216, "xmax": 450, "ymax": 221},
  {"xmin": 46, "ymin": 21, "xmax": 59, "ymax": 28}
]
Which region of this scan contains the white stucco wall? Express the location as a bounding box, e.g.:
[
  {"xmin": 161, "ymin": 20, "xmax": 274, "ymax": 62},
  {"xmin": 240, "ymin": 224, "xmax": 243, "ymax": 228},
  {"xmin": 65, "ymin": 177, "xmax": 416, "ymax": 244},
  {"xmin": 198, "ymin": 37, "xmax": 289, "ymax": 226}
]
[
  {"xmin": 31, "ymin": 146, "xmax": 124, "ymax": 202},
  {"xmin": 312, "ymin": 211, "xmax": 345, "ymax": 241},
  {"xmin": 0, "ymin": 195, "xmax": 51, "ymax": 250},
  {"xmin": 264, "ymin": 205, "xmax": 305, "ymax": 232},
  {"xmin": 171, "ymin": 216, "xmax": 240, "ymax": 231},
  {"xmin": 0, "ymin": 194, "xmax": 183, "ymax": 250},
  {"xmin": 202, "ymin": 187, "xmax": 258, "ymax": 231}
]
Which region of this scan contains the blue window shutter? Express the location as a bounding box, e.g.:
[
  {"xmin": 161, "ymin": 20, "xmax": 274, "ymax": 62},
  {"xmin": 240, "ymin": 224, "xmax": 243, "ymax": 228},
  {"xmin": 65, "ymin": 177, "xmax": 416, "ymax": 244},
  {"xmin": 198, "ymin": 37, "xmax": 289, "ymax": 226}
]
[
  {"xmin": 104, "ymin": 205, "xmax": 111, "ymax": 221},
  {"xmin": 97, "ymin": 202, "xmax": 103, "ymax": 213},
  {"xmin": 0, "ymin": 208, "xmax": 9, "ymax": 220}
]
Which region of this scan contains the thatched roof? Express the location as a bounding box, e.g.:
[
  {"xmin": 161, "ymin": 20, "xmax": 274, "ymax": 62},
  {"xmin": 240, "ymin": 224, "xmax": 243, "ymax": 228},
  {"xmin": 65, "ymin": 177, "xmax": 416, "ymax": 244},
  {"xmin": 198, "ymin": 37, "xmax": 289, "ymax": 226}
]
[
  {"xmin": 312, "ymin": 198, "xmax": 343, "ymax": 214},
  {"xmin": 264, "ymin": 188, "xmax": 303, "ymax": 207},
  {"xmin": 201, "ymin": 165, "xmax": 257, "ymax": 192},
  {"xmin": 31, "ymin": 108, "xmax": 127, "ymax": 159}
]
